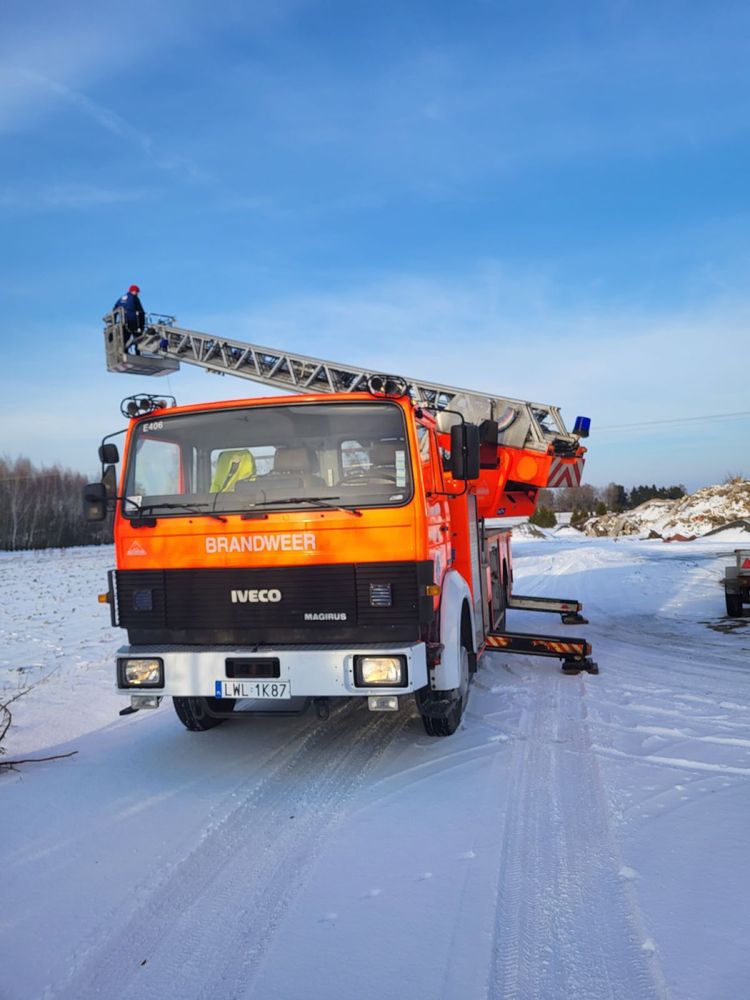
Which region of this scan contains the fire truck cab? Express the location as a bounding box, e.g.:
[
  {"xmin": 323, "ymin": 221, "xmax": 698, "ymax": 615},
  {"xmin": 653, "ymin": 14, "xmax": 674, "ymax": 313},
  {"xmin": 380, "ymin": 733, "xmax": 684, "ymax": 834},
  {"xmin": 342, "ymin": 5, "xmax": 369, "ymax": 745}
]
[{"xmin": 89, "ymin": 390, "xmax": 497, "ymax": 736}]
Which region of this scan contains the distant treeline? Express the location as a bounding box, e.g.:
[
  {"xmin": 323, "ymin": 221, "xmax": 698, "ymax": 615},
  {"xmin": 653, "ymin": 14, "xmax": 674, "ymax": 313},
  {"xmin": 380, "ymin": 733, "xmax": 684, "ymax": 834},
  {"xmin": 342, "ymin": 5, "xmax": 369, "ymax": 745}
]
[
  {"xmin": 533, "ymin": 482, "xmax": 687, "ymax": 529},
  {"xmin": 0, "ymin": 457, "xmax": 112, "ymax": 552},
  {"xmin": 537, "ymin": 482, "xmax": 686, "ymax": 515},
  {"xmin": 0, "ymin": 454, "xmax": 688, "ymax": 550}
]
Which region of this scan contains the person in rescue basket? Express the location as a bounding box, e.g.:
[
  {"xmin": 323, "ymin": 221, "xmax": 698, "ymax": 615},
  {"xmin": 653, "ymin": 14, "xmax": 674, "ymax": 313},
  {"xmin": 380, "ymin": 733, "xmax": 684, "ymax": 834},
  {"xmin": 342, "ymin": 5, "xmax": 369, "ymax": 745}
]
[{"xmin": 113, "ymin": 284, "xmax": 146, "ymax": 354}]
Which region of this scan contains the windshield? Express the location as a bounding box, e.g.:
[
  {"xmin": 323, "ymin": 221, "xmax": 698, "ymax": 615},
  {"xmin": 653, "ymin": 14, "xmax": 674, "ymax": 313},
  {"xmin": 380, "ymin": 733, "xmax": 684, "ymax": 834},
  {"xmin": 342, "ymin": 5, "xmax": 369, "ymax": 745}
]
[{"xmin": 123, "ymin": 401, "xmax": 413, "ymax": 517}]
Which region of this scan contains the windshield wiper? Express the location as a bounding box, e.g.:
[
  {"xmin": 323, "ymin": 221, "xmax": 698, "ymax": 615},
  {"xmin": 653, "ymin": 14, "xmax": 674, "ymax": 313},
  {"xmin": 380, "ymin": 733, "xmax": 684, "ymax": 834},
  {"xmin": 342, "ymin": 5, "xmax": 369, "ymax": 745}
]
[
  {"xmin": 246, "ymin": 496, "xmax": 362, "ymax": 518},
  {"xmin": 133, "ymin": 501, "xmax": 227, "ymax": 522}
]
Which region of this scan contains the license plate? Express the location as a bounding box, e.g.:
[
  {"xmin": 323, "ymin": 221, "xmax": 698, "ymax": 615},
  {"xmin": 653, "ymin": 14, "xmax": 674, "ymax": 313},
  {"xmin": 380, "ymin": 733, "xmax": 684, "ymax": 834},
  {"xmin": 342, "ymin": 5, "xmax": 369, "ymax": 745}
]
[{"xmin": 215, "ymin": 680, "xmax": 291, "ymax": 700}]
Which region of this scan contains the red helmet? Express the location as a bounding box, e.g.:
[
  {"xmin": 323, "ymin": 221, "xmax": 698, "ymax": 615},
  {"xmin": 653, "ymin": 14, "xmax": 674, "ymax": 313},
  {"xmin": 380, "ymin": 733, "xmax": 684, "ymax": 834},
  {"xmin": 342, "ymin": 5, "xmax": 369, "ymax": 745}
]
[{"xmin": 129, "ymin": 284, "xmax": 140, "ymax": 294}]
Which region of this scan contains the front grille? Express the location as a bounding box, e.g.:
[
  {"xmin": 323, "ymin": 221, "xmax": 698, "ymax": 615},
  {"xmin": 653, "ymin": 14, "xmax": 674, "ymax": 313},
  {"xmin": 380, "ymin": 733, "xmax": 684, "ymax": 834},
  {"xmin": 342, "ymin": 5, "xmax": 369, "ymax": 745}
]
[{"xmin": 115, "ymin": 561, "xmax": 433, "ymax": 645}]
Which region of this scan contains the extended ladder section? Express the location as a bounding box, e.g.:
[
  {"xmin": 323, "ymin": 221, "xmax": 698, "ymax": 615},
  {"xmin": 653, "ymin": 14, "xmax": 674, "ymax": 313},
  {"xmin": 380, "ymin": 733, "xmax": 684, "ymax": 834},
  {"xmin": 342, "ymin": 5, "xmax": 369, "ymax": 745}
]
[{"xmin": 103, "ymin": 311, "xmax": 582, "ymax": 457}]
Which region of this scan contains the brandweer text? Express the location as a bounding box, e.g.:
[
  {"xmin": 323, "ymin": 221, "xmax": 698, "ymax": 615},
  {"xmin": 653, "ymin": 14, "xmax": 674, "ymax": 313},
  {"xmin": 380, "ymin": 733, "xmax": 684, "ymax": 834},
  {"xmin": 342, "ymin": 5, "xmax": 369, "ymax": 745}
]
[{"xmin": 205, "ymin": 533, "xmax": 317, "ymax": 554}]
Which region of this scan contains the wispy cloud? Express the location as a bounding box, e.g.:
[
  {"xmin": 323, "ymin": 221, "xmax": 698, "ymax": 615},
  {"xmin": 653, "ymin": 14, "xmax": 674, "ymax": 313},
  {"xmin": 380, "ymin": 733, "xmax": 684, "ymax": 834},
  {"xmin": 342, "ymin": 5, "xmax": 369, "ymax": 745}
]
[
  {"xmin": 0, "ymin": 6, "xmax": 208, "ymax": 180},
  {"xmin": 17, "ymin": 70, "xmax": 207, "ymax": 181},
  {"xmin": 228, "ymin": 16, "xmax": 750, "ymax": 193},
  {"xmin": 197, "ymin": 267, "xmax": 750, "ymax": 429},
  {"xmin": 184, "ymin": 270, "xmax": 748, "ymax": 488},
  {"xmin": 2, "ymin": 267, "xmax": 747, "ymax": 488},
  {"xmin": 0, "ymin": 183, "xmax": 148, "ymax": 211},
  {"xmin": 23, "ymin": 71, "xmax": 153, "ymax": 152}
]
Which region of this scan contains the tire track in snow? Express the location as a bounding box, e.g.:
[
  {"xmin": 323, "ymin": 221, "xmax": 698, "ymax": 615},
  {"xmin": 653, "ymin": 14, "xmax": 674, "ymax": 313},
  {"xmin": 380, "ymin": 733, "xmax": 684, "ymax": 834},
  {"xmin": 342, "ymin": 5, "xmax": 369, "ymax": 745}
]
[
  {"xmin": 487, "ymin": 672, "xmax": 670, "ymax": 1000},
  {"xmin": 52, "ymin": 702, "xmax": 409, "ymax": 1000}
]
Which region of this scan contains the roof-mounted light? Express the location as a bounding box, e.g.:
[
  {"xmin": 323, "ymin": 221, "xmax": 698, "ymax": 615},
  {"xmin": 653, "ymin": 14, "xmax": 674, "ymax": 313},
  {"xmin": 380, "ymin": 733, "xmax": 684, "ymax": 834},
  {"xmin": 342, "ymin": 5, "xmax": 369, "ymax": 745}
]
[
  {"xmin": 366, "ymin": 374, "xmax": 409, "ymax": 398},
  {"xmin": 120, "ymin": 394, "xmax": 177, "ymax": 419},
  {"xmin": 572, "ymin": 416, "xmax": 591, "ymax": 439}
]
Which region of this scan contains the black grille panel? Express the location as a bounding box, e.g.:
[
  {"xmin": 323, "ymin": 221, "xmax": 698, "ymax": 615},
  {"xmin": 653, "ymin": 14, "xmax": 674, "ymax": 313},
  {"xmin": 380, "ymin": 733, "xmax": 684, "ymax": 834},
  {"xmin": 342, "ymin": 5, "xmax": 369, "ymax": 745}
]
[
  {"xmin": 355, "ymin": 564, "xmax": 421, "ymax": 626},
  {"xmin": 164, "ymin": 565, "xmax": 355, "ymax": 630},
  {"xmin": 115, "ymin": 570, "xmax": 166, "ymax": 628},
  {"xmin": 115, "ymin": 561, "xmax": 433, "ymax": 645}
]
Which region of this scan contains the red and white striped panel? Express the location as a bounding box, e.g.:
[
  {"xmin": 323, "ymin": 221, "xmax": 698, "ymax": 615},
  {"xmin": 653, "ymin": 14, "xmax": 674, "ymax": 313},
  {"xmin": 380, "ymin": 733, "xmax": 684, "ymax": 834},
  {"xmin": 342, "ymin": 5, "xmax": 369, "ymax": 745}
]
[{"xmin": 547, "ymin": 457, "xmax": 584, "ymax": 488}]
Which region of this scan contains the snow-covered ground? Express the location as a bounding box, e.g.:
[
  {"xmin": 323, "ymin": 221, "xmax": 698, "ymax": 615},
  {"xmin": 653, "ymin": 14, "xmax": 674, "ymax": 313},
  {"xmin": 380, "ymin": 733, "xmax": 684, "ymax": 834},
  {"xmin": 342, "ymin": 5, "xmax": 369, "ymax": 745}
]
[{"xmin": 1, "ymin": 538, "xmax": 749, "ymax": 1000}]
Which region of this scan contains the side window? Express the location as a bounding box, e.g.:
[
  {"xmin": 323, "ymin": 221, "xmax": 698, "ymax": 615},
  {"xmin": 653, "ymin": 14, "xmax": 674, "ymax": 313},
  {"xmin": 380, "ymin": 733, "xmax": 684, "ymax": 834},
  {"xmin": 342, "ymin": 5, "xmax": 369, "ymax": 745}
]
[
  {"xmin": 134, "ymin": 438, "xmax": 181, "ymax": 495},
  {"xmin": 252, "ymin": 447, "xmax": 275, "ymax": 477},
  {"xmin": 417, "ymin": 424, "xmax": 436, "ymax": 492},
  {"xmin": 341, "ymin": 440, "xmax": 371, "ymax": 477}
]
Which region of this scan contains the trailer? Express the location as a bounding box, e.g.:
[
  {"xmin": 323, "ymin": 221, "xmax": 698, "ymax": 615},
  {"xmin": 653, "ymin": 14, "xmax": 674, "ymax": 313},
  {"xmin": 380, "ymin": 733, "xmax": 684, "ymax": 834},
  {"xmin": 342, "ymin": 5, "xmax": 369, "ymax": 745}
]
[
  {"xmin": 724, "ymin": 549, "xmax": 750, "ymax": 617},
  {"xmin": 84, "ymin": 310, "xmax": 597, "ymax": 737}
]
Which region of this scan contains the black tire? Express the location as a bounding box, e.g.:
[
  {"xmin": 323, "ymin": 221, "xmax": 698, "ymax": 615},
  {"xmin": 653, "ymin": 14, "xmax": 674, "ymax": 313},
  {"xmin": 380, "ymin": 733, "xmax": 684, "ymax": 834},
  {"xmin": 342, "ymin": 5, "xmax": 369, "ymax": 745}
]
[
  {"xmin": 421, "ymin": 706, "xmax": 460, "ymax": 738},
  {"xmin": 418, "ymin": 645, "xmax": 471, "ymax": 738},
  {"xmin": 725, "ymin": 591, "xmax": 743, "ymax": 617},
  {"xmin": 172, "ymin": 696, "xmax": 232, "ymax": 731}
]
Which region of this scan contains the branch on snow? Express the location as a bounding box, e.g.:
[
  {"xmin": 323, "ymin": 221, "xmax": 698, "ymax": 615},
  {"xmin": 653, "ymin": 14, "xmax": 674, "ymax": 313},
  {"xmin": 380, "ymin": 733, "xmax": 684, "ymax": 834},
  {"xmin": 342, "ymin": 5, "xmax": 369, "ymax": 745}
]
[
  {"xmin": 0, "ymin": 685, "xmax": 33, "ymax": 756},
  {"xmin": 0, "ymin": 750, "xmax": 79, "ymax": 773}
]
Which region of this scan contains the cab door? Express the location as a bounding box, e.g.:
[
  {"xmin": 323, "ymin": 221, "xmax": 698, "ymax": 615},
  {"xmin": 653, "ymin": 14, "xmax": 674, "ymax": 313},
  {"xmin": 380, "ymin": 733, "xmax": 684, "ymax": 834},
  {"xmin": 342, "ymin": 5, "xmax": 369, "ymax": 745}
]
[{"xmin": 416, "ymin": 422, "xmax": 450, "ymax": 586}]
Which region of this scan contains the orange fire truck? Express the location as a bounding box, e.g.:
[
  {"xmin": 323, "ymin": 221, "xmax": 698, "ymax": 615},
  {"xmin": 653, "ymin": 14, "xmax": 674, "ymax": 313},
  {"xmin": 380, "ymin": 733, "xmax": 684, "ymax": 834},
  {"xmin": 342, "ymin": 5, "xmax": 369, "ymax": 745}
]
[{"xmin": 85, "ymin": 311, "xmax": 596, "ymax": 737}]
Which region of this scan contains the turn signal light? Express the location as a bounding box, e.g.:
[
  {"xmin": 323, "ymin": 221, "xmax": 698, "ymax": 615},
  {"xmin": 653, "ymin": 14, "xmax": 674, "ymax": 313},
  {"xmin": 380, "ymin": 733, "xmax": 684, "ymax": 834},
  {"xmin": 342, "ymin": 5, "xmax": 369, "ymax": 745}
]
[
  {"xmin": 98, "ymin": 593, "xmax": 110, "ymax": 604},
  {"xmin": 424, "ymin": 584, "xmax": 440, "ymax": 596}
]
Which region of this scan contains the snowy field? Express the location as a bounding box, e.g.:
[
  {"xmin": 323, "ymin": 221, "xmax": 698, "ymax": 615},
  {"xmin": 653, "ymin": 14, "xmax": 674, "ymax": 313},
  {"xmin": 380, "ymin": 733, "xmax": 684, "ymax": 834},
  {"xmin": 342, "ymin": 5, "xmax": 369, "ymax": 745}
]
[{"xmin": 1, "ymin": 536, "xmax": 749, "ymax": 1000}]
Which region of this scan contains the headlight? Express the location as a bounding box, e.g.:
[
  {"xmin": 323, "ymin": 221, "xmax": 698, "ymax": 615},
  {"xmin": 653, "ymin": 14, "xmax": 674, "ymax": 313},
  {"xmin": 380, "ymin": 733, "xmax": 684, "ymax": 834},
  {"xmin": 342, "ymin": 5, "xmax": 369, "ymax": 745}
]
[
  {"xmin": 354, "ymin": 655, "xmax": 407, "ymax": 687},
  {"xmin": 118, "ymin": 657, "xmax": 164, "ymax": 688}
]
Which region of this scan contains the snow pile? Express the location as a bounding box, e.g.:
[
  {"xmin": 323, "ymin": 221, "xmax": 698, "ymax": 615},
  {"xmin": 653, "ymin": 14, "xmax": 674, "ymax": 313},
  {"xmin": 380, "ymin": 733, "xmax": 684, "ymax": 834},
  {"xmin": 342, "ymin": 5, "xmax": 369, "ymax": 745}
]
[
  {"xmin": 552, "ymin": 524, "xmax": 584, "ymax": 538},
  {"xmin": 584, "ymin": 480, "xmax": 750, "ymax": 540},
  {"xmin": 511, "ymin": 520, "xmax": 549, "ymax": 539}
]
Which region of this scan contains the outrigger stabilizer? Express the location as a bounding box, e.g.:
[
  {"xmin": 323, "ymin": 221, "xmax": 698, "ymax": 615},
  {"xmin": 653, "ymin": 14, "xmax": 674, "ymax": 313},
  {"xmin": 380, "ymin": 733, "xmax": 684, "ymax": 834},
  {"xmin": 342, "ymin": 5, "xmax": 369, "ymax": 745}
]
[
  {"xmin": 485, "ymin": 631, "xmax": 599, "ymax": 675},
  {"xmin": 506, "ymin": 592, "xmax": 589, "ymax": 626}
]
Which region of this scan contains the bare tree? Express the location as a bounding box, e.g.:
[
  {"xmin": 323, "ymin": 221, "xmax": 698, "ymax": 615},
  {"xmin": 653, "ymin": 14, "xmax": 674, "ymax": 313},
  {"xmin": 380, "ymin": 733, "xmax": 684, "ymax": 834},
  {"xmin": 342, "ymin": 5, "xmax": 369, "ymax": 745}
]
[{"xmin": 0, "ymin": 456, "xmax": 112, "ymax": 551}]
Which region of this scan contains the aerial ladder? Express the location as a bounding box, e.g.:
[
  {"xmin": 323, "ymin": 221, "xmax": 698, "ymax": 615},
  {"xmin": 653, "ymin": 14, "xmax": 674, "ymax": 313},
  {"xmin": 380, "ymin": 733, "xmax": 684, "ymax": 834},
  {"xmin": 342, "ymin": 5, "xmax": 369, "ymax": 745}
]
[
  {"xmin": 105, "ymin": 312, "xmax": 587, "ymax": 486},
  {"xmin": 103, "ymin": 309, "xmax": 594, "ymax": 663}
]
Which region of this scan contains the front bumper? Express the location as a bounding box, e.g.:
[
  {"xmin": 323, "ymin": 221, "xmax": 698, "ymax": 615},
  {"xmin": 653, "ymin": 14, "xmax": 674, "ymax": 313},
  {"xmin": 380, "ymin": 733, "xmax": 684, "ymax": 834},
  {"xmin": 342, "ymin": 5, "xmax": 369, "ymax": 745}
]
[{"xmin": 115, "ymin": 642, "xmax": 428, "ymax": 699}]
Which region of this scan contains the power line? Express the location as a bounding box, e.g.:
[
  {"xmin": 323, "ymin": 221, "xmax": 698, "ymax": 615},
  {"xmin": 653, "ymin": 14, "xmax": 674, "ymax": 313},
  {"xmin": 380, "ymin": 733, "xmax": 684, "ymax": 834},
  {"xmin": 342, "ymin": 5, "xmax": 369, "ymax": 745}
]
[{"xmin": 597, "ymin": 410, "xmax": 750, "ymax": 431}]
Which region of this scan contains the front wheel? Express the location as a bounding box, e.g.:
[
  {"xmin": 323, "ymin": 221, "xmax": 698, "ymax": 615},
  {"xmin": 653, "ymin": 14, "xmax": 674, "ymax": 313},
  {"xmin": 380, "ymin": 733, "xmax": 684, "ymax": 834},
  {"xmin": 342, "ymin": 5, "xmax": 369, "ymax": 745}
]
[
  {"xmin": 417, "ymin": 646, "xmax": 471, "ymax": 738},
  {"xmin": 173, "ymin": 696, "xmax": 233, "ymax": 731}
]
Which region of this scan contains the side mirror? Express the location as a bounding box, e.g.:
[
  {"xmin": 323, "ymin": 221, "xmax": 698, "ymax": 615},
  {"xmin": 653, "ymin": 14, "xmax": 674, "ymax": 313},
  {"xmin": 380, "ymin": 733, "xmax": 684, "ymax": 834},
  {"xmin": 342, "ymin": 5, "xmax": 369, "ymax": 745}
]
[
  {"xmin": 99, "ymin": 443, "xmax": 120, "ymax": 464},
  {"xmin": 479, "ymin": 419, "xmax": 499, "ymax": 469},
  {"xmin": 102, "ymin": 464, "xmax": 118, "ymax": 498},
  {"xmin": 448, "ymin": 423, "xmax": 480, "ymax": 481},
  {"xmin": 83, "ymin": 482, "xmax": 108, "ymax": 522}
]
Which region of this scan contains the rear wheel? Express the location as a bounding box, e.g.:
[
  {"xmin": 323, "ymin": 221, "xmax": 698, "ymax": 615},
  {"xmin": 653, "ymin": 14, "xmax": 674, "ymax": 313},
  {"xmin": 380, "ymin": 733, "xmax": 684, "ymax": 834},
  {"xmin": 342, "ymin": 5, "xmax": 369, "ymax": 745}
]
[
  {"xmin": 418, "ymin": 645, "xmax": 471, "ymax": 738},
  {"xmin": 725, "ymin": 591, "xmax": 743, "ymax": 617},
  {"xmin": 173, "ymin": 696, "xmax": 234, "ymax": 731}
]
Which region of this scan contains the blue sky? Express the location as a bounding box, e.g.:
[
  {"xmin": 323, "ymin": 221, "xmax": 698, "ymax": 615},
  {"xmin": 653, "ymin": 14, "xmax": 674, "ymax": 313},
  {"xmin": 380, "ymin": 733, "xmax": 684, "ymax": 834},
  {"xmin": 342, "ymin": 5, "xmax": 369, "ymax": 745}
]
[{"xmin": 1, "ymin": 0, "xmax": 749, "ymax": 490}]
